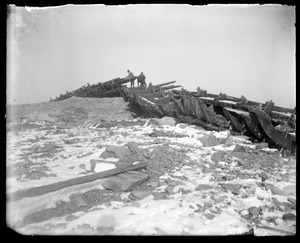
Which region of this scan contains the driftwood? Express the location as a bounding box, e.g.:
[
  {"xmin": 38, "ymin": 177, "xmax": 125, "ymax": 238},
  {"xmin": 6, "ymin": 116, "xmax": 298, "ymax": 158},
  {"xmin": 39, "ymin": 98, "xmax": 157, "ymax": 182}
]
[{"xmin": 8, "ymin": 162, "xmax": 148, "ymax": 202}]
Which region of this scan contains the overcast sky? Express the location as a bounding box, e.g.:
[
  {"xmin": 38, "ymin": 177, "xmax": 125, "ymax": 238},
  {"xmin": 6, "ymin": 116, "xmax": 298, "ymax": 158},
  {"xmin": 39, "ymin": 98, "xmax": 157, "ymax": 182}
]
[{"xmin": 7, "ymin": 4, "xmax": 295, "ymax": 108}]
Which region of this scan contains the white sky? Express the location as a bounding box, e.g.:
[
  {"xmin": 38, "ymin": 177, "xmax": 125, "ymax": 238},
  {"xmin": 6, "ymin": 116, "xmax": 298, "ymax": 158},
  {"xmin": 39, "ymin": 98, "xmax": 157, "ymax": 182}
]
[{"xmin": 7, "ymin": 4, "xmax": 295, "ymax": 108}]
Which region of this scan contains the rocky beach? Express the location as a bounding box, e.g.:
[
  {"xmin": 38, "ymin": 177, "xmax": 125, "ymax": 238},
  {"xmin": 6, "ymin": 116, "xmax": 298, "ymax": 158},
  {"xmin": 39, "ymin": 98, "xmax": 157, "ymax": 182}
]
[{"xmin": 6, "ymin": 97, "xmax": 296, "ymax": 235}]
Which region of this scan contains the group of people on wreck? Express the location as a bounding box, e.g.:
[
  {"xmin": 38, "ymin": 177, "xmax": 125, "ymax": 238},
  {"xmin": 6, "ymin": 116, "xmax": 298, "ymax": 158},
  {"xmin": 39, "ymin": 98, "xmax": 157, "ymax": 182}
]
[{"xmin": 125, "ymin": 70, "xmax": 146, "ymax": 88}]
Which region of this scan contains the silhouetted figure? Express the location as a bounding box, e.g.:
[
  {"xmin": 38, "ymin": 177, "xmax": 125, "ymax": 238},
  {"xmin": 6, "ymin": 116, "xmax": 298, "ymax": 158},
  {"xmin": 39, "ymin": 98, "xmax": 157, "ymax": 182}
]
[
  {"xmin": 126, "ymin": 70, "xmax": 135, "ymax": 87},
  {"xmin": 137, "ymin": 72, "xmax": 146, "ymax": 87}
]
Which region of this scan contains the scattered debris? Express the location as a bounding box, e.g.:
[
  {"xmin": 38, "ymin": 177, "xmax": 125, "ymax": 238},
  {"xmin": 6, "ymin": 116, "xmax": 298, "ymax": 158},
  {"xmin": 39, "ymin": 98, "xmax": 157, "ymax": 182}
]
[{"xmin": 6, "ymin": 92, "xmax": 296, "ymax": 235}]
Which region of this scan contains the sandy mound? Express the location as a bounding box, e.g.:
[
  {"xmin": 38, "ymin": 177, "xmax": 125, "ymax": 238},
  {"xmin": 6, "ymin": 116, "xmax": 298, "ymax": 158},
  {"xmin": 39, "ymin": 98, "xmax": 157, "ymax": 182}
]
[{"xmin": 7, "ymin": 97, "xmax": 135, "ymax": 123}]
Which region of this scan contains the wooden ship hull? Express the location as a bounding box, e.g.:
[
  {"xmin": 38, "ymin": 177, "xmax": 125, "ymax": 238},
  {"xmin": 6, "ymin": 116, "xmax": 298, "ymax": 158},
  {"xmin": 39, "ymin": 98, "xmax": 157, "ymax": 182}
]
[{"xmin": 53, "ymin": 78, "xmax": 296, "ymax": 153}]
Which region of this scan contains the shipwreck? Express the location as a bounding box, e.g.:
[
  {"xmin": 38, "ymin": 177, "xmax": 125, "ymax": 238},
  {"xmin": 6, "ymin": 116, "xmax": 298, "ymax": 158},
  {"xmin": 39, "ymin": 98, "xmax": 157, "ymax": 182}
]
[{"xmin": 52, "ymin": 76, "xmax": 296, "ymax": 153}]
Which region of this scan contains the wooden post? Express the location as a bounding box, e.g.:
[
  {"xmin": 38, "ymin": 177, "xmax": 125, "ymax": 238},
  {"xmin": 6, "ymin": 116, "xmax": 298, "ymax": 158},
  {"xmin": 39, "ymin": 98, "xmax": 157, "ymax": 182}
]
[{"xmin": 8, "ymin": 162, "xmax": 148, "ymax": 202}]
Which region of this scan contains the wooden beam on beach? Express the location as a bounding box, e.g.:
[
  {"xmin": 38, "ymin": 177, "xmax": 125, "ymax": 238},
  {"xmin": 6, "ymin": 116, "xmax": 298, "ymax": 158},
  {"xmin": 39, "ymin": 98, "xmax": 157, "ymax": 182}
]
[{"xmin": 8, "ymin": 162, "xmax": 148, "ymax": 202}]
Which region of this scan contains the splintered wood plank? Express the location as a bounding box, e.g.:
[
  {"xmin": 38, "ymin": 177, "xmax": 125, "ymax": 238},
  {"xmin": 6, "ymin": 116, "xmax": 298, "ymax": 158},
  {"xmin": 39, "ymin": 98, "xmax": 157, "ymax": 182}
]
[
  {"xmin": 222, "ymin": 108, "xmax": 244, "ymax": 133},
  {"xmin": 8, "ymin": 162, "xmax": 148, "ymax": 202}
]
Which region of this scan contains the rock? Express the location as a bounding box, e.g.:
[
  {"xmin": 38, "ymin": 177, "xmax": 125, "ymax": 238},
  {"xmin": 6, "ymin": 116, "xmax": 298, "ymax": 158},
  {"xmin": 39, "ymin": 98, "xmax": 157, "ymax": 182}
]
[
  {"xmin": 259, "ymin": 172, "xmax": 268, "ymax": 182},
  {"xmin": 241, "ymin": 214, "xmax": 252, "ymax": 220},
  {"xmin": 165, "ymin": 185, "xmax": 174, "ymax": 194},
  {"xmin": 180, "ymin": 189, "xmax": 192, "ymax": 195},
  {"xmin": 99, "ymin": 151, "xmax": 113, "ymax": 159},
  {"xmin": 283, "ymin": 185, "xmax": 296, "ymax": 195},
  {"xmin": 282, "ymin": 201, "xmax": 295, "ymax": 210},
  {"xmin": 210, "ymin": 151, "xmax": 225, "ymax": 162},
  {"xmin": 272, "ymin": 197, "xmax": 285, "ymax": 208},
  {"xmin": 195, "ymin": 184, "xmax": 213, "ymax": 191},
  {"xmin": 104, "ymin": 145, "xmax": 129, "ymax": 159},
  {"xmin": 266, "ymin": 184, "xmax": 287, "ymax": 196},
  {"xmin": 65, "ymin": 202, "xmax": 77, "ymax": 211},
  {"xmin": 164, "ymin": 178, "xmax": 179, "ymax": 186},
  {"xmin": 287, "ymin": 197, "xmax": 296, "ymax": 205},
  {"xmin": 65, "ymin": 214, "xmax": 79, "ymax": 222},
  {"xmin": 204, "ymin": 213, "xmax": 215, "ymax": 220},
  {"xmin": 248, "ymin": 207, "xmax": 260, "ymax": 216},
  {"xmin": 282, "ymin": 213, "xmax": 296, "ymax": 221},
  {"xmin": 69, "ymin": 194, "xmax": 87, "ymax": 208},
  {"xmin": 237, "ymin": 171, "xmax": 246, "ymax": 179},
  {"xmin": 159, "ymin": 181, "xmax": 167, "ymax": 186},
  {"xmin": 219, "ymin": 183, "xmax": 242, "ymax": 195},
  {"xmin": 102, "ymin": 171, "xmax": 150, "ymax": 191},
  {"xmin": 255, "ymin": 142, "xmax": 269, "ymax": 149},
  {"xmin": 232, "ymin": 144, "xmax": 246, "ymax": 153},
  {"xmin": 199, "ymin": 134, "xmax": 221, "ymax": 147},
  {"xmin": 153, "ymin": 138, "xmax": 163, "ymax": 144},
  {"xmin": 154, "ymin": 116, "xmax": 177, "ymax": 126},
  {"xmin": 224, "ymin": 137, "xmax": 234, "ymax": 146},
  {"xmin": 150, "ymin": 181, "xmax": 159, "ymax": 188},
  {"xmin": 204, "ymin": 201, "xmax": 213, "ymax": 207},
  {"xmin": 153, "ymin": 192, "xmax": 167, "ymax": 200},
  {"xmin": 96, "ymin": 226, "xmax": 114, "ymax": 235},
  {"xmin": 131, "ymin": 190, "xmax": 152, "ymax": 200},
  {"xmin": 177, "ymin": 123, "xmax": 187, "ymax": 129},
  {"xmin": 202, "ymin": 168, "xmax": 215, "ymax": 174},
  {"xmin": 274, "ymin": 218, "xmax": 284, "ymax": 225},
  {"xmin": 77, "ymin": 223, "xmax": 95, "ymax": 234}
]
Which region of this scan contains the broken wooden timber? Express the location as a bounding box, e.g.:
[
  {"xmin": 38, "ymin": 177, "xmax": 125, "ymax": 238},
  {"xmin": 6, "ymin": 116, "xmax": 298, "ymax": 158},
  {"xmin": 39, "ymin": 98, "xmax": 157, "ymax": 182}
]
[
  {"xmin": 153, "ymin": 81, "xmax": 176, "ymax": 89},
  {"xmin": 239, "ymin": 114, "xmax": 264, "ymax": 140},
  {"xmin": 171, "ymin": 96, "xmax": 188, "ymax": 116},
  {"xmin": 199, "ymin": 97, "xmax": 293, "ymax": 124},
  {"xmin": 8, "ymin": 162, "xmax": 148, "ymax": 202},
  {"xmin": 222, "ymin": 108, "xmax": 245, "ymax": 134},
  {"xmin": 197, "ymin": 97, "xmax": 217, "ymax": 124},
  {"xmin": 160, "ymin": 84, "xmax": 181, "ymax": 91},
  {"xmin": 131, "ymin": 81, "xmax": 177, "ymax": 94},
  {"xmin": 249, "ymin": 107, "xmax": 296, "ymax": 152},
  {"xmin": 194, "ymin": 91, "xmax": 295, "ymax": 114}
]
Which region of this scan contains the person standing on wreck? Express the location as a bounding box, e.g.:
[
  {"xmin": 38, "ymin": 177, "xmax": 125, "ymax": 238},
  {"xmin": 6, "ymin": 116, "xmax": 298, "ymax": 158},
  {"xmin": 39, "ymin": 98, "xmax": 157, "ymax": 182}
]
[
  {"xmin": 137, "ymin": 72, "xmax": 146, "ymax": 87},
  {"xmin": 126, "ymin": 70, "xmax": 135, "ymax": 87}
]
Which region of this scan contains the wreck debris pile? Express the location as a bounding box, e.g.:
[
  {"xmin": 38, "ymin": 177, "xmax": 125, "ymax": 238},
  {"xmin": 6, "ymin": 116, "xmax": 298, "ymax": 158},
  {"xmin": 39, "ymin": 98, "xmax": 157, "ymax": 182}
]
[
  {"xmin": 51, "ymin": 76, "xmax": 295, "ymax": 153},
  {"xmin": 53, "ymin": 77, "xmax": 131, "ymax": 101},
  {"xmin": 121, "ymin": 82, "xmax": 295, "ymax": 153}
]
